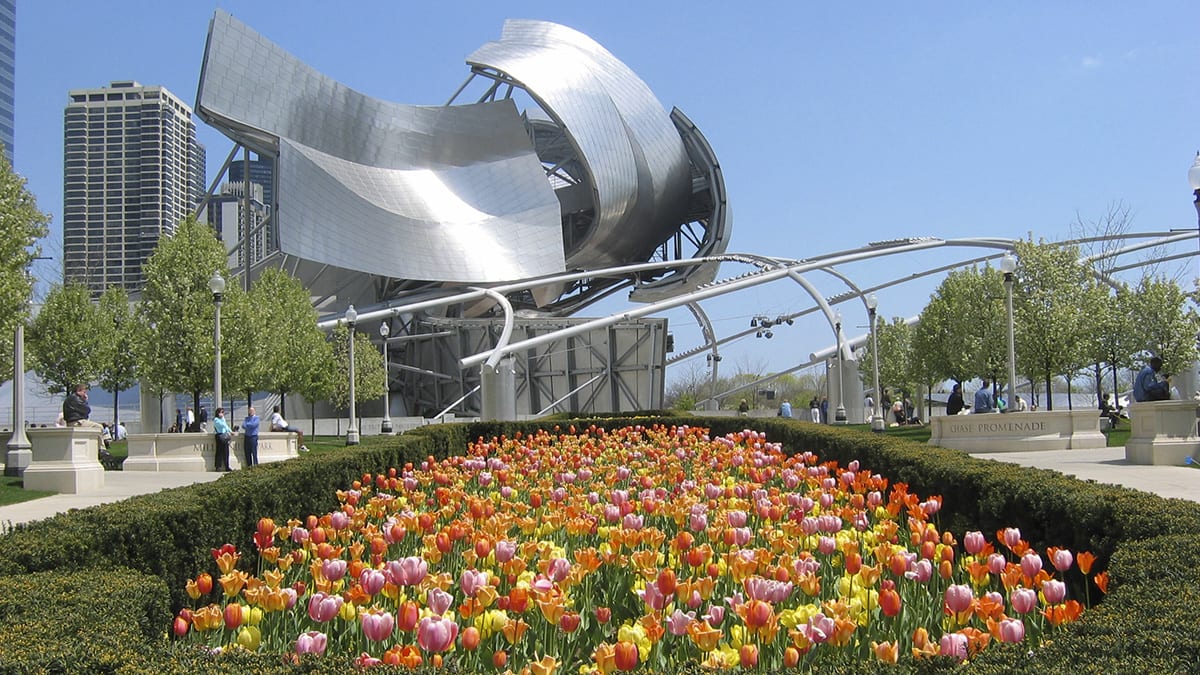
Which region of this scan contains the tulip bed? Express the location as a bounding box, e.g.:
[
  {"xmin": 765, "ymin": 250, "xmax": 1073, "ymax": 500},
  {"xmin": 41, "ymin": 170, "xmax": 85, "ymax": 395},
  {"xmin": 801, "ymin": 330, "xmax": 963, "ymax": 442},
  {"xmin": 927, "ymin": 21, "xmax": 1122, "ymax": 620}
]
[
  {"xmin": 2, "ymin": 413, "xmax": 1200, "ymax": 673},
  {"xmin": 172, "ymin": 424, "xmax": 1104, "ymax": 672}
]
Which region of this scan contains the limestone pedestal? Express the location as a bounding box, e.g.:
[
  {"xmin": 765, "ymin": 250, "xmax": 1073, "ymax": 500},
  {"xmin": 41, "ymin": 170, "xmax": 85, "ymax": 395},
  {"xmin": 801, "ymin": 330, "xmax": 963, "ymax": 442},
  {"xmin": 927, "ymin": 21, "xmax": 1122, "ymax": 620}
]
[
  {"xmin": 929, "ymin": 410, "xmax": 1106, "ymax": 453},
  {"xmin": 1124, "ymin": 400, "xmax": 1200, "ymax": 465},
  {"xmin": 252, "ymin": 432, "xmax": 300, "ymax": 465},
  {"xmin": 23, "ymin": 427, "xmax": 106, "ymax": 493},
  {"xmin": 124, "ymin": 433, "xmax": 241, "ymax": 472}
]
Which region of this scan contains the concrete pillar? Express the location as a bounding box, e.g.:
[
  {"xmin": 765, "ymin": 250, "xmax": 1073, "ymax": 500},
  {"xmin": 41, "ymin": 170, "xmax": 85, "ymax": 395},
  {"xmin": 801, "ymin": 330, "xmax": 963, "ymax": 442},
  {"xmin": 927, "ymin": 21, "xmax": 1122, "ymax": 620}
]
[
  {"xmin": 139, "ymin": 381, "xmax": 163, "ymax": 434},
  {"xmin": 480, "ymin": 356, "xmax": 517, "ymax": 421}
]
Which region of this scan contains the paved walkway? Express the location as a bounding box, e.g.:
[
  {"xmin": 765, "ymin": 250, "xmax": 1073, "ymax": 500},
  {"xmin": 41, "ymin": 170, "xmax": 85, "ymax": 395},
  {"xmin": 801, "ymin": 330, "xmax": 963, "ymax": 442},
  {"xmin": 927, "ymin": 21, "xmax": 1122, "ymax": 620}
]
[{"xmin": 0, "ymin": 446, "xmax": 1195, "ymax": 528}]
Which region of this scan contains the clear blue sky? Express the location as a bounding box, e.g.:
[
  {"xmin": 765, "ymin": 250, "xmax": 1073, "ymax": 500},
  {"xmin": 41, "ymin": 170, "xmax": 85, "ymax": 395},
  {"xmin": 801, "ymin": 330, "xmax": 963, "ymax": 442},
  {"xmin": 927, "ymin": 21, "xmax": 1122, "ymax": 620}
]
[{"xmin": 13, "ymin": 2, "xmax": 1200, "ymax": 384}]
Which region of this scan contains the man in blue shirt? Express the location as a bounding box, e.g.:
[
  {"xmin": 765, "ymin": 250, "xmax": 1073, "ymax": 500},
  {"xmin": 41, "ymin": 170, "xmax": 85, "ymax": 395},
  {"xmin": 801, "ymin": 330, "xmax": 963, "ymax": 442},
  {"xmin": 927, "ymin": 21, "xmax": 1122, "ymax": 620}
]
[
  {"xmin": 973, "ymin": 380, "xmax": 995, "ymax": 413},
  {"xmin": 1133, "ymin": 357, "xmax": 1171, "ymax": 402}
]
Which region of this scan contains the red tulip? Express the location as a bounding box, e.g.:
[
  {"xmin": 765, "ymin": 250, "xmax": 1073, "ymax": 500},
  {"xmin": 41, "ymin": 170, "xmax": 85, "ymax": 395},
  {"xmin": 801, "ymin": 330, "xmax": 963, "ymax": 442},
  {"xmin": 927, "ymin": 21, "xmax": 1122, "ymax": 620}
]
[
  {"xmin": 739, "ymin": 644, "xmax": 759, "ymax": 669},
  {"xmin": 223, "ymin": 603, "xmax": 243, "ymax": 630},
  {"xmin": 172, "ymin": 613, "xmax": 190, "ymax": 637},
  {"xmin": 397, "ymin": 601, "xmax": 420, "ymax": 632}
]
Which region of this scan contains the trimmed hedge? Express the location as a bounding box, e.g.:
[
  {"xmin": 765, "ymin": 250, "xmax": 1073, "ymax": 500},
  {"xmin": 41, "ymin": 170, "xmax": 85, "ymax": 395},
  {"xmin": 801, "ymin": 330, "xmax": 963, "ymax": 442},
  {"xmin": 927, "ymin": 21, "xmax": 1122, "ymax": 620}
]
[{"xmin": 0, "ymin": 414, "xmax": 1195, "ymax": 672}]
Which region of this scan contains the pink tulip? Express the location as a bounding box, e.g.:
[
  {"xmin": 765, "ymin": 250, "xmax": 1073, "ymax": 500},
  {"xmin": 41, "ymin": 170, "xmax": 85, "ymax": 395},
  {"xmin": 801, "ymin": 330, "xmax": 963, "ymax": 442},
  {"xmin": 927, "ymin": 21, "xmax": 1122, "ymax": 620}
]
[
  {"xmin": 359, "ymin": 569, "xmax": 386, "ymax": 596},
  {"xmin": 705, "ymin": 605, "xmax": 725, "ymax": 626},
  {"xmin": 1042, "ymin": 579, "xmax": 1067, "ymax": 605},
  {"xmin": 999, "ymin": 618, "xmax": 1025, "ymax": 643},
  {"xmin": 806, "ymin": 613, "xmax": 836, "ymax": 643},
  {"xmin": 295, "ymin": 630, "xmax": 327, "ymax": 655},
  {"xmin": 386, "ymin": 556, "xmax": 427, "ymax": 586},
  {"xmin": 638, "ymin": 581, "xmax": 667, "ymax": 611},
  {"xmin": 1010, "ymin": 587, "xmax": 1038, "ymax": 614},
  {"xmin": 307, "ymin": 592, "xmax": 343, "ymax": 623},
  {"xmin": 987, "ymin": 553, "xmax": 1007, "ymax": 575},
  {"xmin": 818, "ymin": 536, "xmax": 837, "ymax": 555},
  {"xmin": 1051, "ymin": 548, "xmax": 1074, "ymax": 572},
  {"xmin": 940, "ymin": 632, "xmax": 968, "ymax": 661},
  {"xmin": 732, "ymin": 527, "xmax": 752, "ymax": 546},
  {"xmin": 622, "ymin": 513, "xmax": 644, "ymax": 530},
  {"xmin": 1020, "ymin": 551, "xmax": 1043, "ymax": 579},
  {"xmin": 944, "ymin": 584, "xmax": 974, "ymax": 614},
  {"xmin": 417, "ymin": 615, "xmax": 459, "ymax": 652},
  {"xmin": 604, "ymin": 504, "xmax": 621, "ymax": 523},
  {"xmin": 666, "ymin": 609, "xmax": 695, "ymax": 636},
  {"xmin": 494, "ymin": 540, "xmax": 517, "ymax": 564},
  {"xmin": 330, "ymin": 511, "xmax": 350, "ymax": 530},
  {"xmin": 547, "ymin": 557, "xmax": 572, "ymax": 582},
  {"xmin": 290, "ymin": 527, "xmax": 309, "ymax": 544},
  {"xmin": 689, "ymin": 511, "xmax": 708, "ymax": 532},
  {"xmin": 963, "ymin": 531, "xmax": 986, "ymax": 555},
  {"xmin": 460, "ymin": 569, "xmax": 488, "ymax": 597},
  {"xmin": 1002, "ymin": 527, "xmax": 1022, "ymax": 548},
  {"xmin": 727, "ymin": 510, "xmax": 748, "ymax": 527},
  {"xmin": 361, "ymin": 609, "xmax": 395, "ymax": 642},
  {"xmin": 906, "ymin": 559, "xmax": 933, "ymax": 583},
  {"xmin": 321, "ymin": 559, "xmax": 347, "ymax": 582},
  {"xmin": 427, "ymin": 587, "xmax": 454, "ymax": 616},
  {"xmin": 281, "ymin": 587, "xmax": 298, "ymax": 609}
]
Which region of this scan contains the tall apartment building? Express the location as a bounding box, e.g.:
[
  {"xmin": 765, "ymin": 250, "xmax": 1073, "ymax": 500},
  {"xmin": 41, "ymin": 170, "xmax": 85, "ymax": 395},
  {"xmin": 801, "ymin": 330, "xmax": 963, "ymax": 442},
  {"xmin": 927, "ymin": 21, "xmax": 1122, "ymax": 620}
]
[
  {"xmin": 0, "ymin": 0, "xmax": 15, "ymax": 160},
  {"xmin": 200, "ymin": 180, "xmax": 273, "ymax": 272},
  {"xmin": 62, "ymin": 81, "xmax": 206, "ymax": 295},
  {"xmin": 227, "ymin": 155, "xmax": 274, "ymax": 212}
]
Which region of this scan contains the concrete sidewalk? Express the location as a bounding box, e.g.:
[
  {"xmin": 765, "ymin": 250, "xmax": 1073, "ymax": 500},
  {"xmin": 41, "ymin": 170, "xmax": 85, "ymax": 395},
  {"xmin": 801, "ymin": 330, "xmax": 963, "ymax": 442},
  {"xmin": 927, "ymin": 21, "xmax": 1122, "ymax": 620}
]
[
  {"xmin": 0, "ymin": 446, "xmax": 1195, "ymax": 528},
  {"xmin": 0, "ymin": 470, "xmax": 223, "ymax": 527}
]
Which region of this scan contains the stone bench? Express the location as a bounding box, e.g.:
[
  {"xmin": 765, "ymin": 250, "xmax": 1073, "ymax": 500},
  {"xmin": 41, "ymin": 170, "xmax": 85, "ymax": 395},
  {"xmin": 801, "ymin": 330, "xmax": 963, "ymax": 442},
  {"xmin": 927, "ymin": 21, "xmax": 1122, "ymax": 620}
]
[
  {"xmin": 929, "ymin": 410, "xmax": 1106, "ymax": 453},
  {"xmin": 23, "ymin": 427, "xmax": 106, "ymax": 493},
  {"xmin": 123, "ymin": 431, "xmax": 299, "ymax": 472},
  {"xmin": 1124, "ymin": 400, "xmax": 1200, "ymax": 465}
]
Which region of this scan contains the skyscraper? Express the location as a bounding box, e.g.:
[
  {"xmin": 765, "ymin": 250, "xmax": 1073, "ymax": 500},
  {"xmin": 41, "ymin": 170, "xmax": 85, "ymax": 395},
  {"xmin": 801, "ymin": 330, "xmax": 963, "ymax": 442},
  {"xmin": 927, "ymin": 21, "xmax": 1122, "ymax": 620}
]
[
  {"xmin": 0, "ymin": 0, "xmax": 16, "ymax": 159},
  {"xmin": 62, "ymin": 81, "xmax": 206, "ymax": 295},
  {"xmin": 227, "ymin": 155, "xmax": 274, "ymax": 212}
]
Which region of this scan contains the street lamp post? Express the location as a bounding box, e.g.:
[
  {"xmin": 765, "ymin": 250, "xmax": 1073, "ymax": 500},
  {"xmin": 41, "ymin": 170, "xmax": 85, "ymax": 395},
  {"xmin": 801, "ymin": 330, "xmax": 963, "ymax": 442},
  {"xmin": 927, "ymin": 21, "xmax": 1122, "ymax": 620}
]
[
  {"xmin": 345, "ymin": 305, "xmax": 359, "ymax": 445},
  {"xmin": 1190, "ymin": 152, "xmax": 1200, "ymax": 280},
  {"xmin": 379, "ymin": 321, "xmax": 393, "ymax": 434},
  {"xmin": 1000, "ymin": 253, "xmax": 1018, "ymax": 413},
  {"xmin": 209, "ymin": 271, "xmax": 225, "ymax": 415},
  {"xmin": 834, "ymin": 309, "xmax": 847, "ymax": 424},
  {"xmin": 866, "ymin": 294, "xmax": 884, "ymax": 432}
]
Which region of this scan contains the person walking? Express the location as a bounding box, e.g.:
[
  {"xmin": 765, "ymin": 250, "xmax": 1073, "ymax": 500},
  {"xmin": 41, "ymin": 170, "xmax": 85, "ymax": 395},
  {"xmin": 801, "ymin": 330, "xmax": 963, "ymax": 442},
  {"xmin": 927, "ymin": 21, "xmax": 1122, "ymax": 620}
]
[
  {"xmin": 808, "ymin": 397, "xmax": 820, "ymax": 423},
  {"xmin": 242, "ymin": 406, "xmax": 261, "ymax": 468},
  {"xmin": 212, "ymin": 407, "xmax": 233, "ymax": 472}
]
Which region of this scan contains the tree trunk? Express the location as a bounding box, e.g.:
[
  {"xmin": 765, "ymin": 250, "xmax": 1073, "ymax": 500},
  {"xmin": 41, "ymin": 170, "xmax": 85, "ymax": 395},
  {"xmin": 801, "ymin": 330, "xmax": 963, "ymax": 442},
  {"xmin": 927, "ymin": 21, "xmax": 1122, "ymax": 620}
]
[
  {"xmin": 1112, "ymin": 366, "xmax": 1121, "ymax": 410},
  {"xmin": 1066, "ymin": 374, "xmax": 1073, "ymax": 410},
  {"xmin": 311, "ymin": 401, "xmax": 317, "ymax": 438},
  {"xmin": 1044, "ymin": 373, "xmax": 1053, "ymax": 411},
  {"xmin": 113, "ymin": 387, "xmax": 120, "ymax": 427},
  {"xmin": 279, "ymin": 391, "xmax": 286, "ymax": 418},
  {"xmin": 1093, "ymin": 362, "xmax": 1103, "ymax": 401}
]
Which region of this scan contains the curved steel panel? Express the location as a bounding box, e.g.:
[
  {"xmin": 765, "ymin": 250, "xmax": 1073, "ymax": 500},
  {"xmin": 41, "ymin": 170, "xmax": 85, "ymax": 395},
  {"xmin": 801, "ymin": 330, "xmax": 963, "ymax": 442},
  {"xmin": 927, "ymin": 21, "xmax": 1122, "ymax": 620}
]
[
  {"xmin": 198, "ymin": 10, "xmax": 564, "ymax": 283},
  {"xmin": 468, "ymin": 19, "xmax": 691, "ymax": 269}
]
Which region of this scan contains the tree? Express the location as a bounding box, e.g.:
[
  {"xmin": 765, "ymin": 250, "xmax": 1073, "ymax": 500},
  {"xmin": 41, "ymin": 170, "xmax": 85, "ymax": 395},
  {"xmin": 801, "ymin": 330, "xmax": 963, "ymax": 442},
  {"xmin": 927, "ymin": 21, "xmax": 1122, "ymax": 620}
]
[
  {"xmin": 0, "ymin": 147, "xmax": 50, "ymax": 378},
  {"xmin": 913, "ymin": 265, "xmax": 1006, "ymax": 386},
  {"xmin": 133, "ymin": 216, "xmax": 244, "ymax": 411},
  {"xmin": 1127, "ymin": 275, "xmax": 1198, "ymax": 379},
  {"xmin": 1085, "ymin": 284, "xmax": 1137, "ymax": 404},
  {"xmin": 26, "ymin": 283, "xmax": 106, "ymax": 394},
  {"xmin": 1012, "ymin": 239, "xmax": 1101, "ymax": 409},
  {"xmin": 860, "ymin": 316, "xmax": 918, "ymax": 396},
  {"xmin": 245, "ymin": 268, "xmax": 333, "ymax": 415},
  {"xmin": 97, "ymin": 286, "xmax": 137, "ymax": 425},
  {"xmin": 327, "ymin": 322, "xmax": 386, "ymax": 422}
]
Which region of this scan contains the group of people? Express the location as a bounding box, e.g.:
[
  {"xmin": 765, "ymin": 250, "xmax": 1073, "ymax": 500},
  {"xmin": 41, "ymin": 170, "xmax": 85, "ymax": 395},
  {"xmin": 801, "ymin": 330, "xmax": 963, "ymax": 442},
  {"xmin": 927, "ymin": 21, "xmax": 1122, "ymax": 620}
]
[
  {"xmin": 211, "ymin": 405, "xmax": 308, "ymax": 472},
  {"xmin": 170, "ymin": 407, "xmax": 208, "ymax": 433},
  {"xmin": 944, "ymin": 381, "xmax": 1029, "ymax": 415}
]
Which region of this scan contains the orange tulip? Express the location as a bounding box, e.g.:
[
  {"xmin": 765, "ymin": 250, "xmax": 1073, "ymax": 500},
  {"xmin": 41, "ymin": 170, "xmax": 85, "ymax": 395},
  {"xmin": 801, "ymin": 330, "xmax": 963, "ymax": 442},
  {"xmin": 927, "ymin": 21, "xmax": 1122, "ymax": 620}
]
[
  {"xmin": 461, "ymin": 626, "xmax": 481, "ymax": 650},
  {"xmin": 501, "ymin": 618, "xmax": 529, "ymax": 644},
  {"xmin": 492, "ymin": 650, "xmax": 508, "ymax": 669},
  {"xmin": 593, "ymin": 643, "xmax": 617, "ymax": 675},
  {"xmin": 871, "ymin": 640, "xmax": 899, "ymax": 664},
  {"xmin": 613, "ymin": 640, "xmax": 639, "ymax": 671},
  {"xmin": 1077, "ymin": 551, "xmax": 1097, "ymax": 575},
  {"xmin": 529, "ymin": 655, "xmax": 560, "ymax": 675},
  {"xmin": 688, "ymin": 620, "xmax": 721, "ymax": 651},
  {"xmin": 1094, "ymin": 571, "xmax": 1109, "ymax": 594},
  {"xmin": 783, "ymin": 646, "xmax": 801, "ymax": 668},
  {"xmin": 879, "ymin": 585, "xmax": 902, "ymax": 617},
  {"xmin": 739, "ymin": 644, "xmax": 759, "ymax": 668}
]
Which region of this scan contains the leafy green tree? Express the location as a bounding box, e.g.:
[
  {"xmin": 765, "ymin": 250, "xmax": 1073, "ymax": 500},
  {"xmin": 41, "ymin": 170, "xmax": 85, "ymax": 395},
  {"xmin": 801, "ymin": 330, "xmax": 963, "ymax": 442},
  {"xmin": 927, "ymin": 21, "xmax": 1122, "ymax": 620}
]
[
  {"xmin": 97, "ymin": 286, "xmax": 137, "ymax": 425},
  {"xmin": 1126, "ymin": 275, "xmax": 1198, "ymax": 379},
  {"xmin": 1012, "ymin": 239, "xmax": 1101, "ymax": 409},
  {"xmin": 245, "ymin": 268, "xmax": 333, "ymax": 415},
  {"xmin": 26, "ymin": 283, "xmax": 106, "ymax": 394},
  {"xmin": 0, "ymin": 147, "xmax": 50, "ymax": 378},
  {"xmin": 860, "ymin": 316, "xmax": 919, "ymax": 398},
  {"xmin": 913, "ymin": 265, "xmax": 1006, "ymax": 387},
  {"xmin": 133, "ymin": 216, "xmax": 245, "ymax": 411},
  {"xmin": 1084, "ymin": 283, "xmax": 1137, "ymax": 404},
  {"xmin": 327, "ymin": 322, "xmax": 386, "ymax": 422}
]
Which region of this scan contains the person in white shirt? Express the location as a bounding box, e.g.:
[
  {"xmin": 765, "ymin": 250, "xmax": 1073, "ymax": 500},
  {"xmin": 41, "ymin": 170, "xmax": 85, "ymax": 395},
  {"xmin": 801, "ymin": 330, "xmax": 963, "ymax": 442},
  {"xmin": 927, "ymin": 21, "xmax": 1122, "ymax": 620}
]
[
  {"xmin": 112, "ymin": 421, "xmax": 127, "ymax": 440},
  {"xmin": 269, "ymin": 405, "xmax": 308, "ymax": 451}
]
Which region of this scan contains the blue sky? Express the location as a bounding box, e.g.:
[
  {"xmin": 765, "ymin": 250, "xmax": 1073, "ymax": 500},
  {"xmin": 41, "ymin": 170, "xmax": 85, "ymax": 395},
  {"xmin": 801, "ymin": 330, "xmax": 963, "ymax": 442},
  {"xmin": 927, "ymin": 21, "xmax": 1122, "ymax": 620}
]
[{"xmin": 13, "ymin": 2, "xmax": 1200, "ymax": 383}]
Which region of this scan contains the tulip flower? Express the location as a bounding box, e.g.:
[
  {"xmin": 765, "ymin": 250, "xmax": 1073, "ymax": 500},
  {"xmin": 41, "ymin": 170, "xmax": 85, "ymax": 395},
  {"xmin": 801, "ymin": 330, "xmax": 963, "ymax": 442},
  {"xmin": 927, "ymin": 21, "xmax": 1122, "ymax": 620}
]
[
  {"xmin": 359, "ymin": 568, "xmax": 385, "ymax": 597},
  {"xmin": 940, "ymin": 632, "xmax": 968, "ymax": 661},
  {"xmin": 428, "ymin": 587, "xmax": 454, "ymax": 615},
  {"xmin": 417, "ymin": 615, "xmax": 459, "ymax": 652},
  {"xmin": 361, "ymin": 608, "xmax": 395, "ymax": 642},
  {"xmin": 295, "ymin": 630, "xmax": 327, "ymax": 656},
  {"xmin": 739, "ymin": 643, "xmax": 759, "ymax": 668},
  {"xmin": 613, "ymin": 640, "xmax": 639, "ymax": 671},
  {"xmin": 1049, "ymin": 547, "xmax": 1074, "ymax": 572},
  {"xmin": 944, "ymin": 584, "xmax": 974, "ymax": 615},
  {"xmin": 871, "ymin": 640, "xmax": 900, "ymax": 664},
  {"xmin": 1020, "ymin": 551, "xmax": 1043, "ymax": 579},
  {"xmin": 307, "ymin": 592, "xmax": 343, "ymax": 623},
  {"xmin": 963, "ymin": 530, "xmax": 986, "ymax": 555},
  {"xmin": 1042, "ymin": 579, "xmax": 1067, "ymax": 605},
  {"xmin": 460, "ymin": 569, "xmax": 488, "ymax": 597},
  {"xmin": 998, "ymin": 618, "xmax": 1025, "ymax": 643}
]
